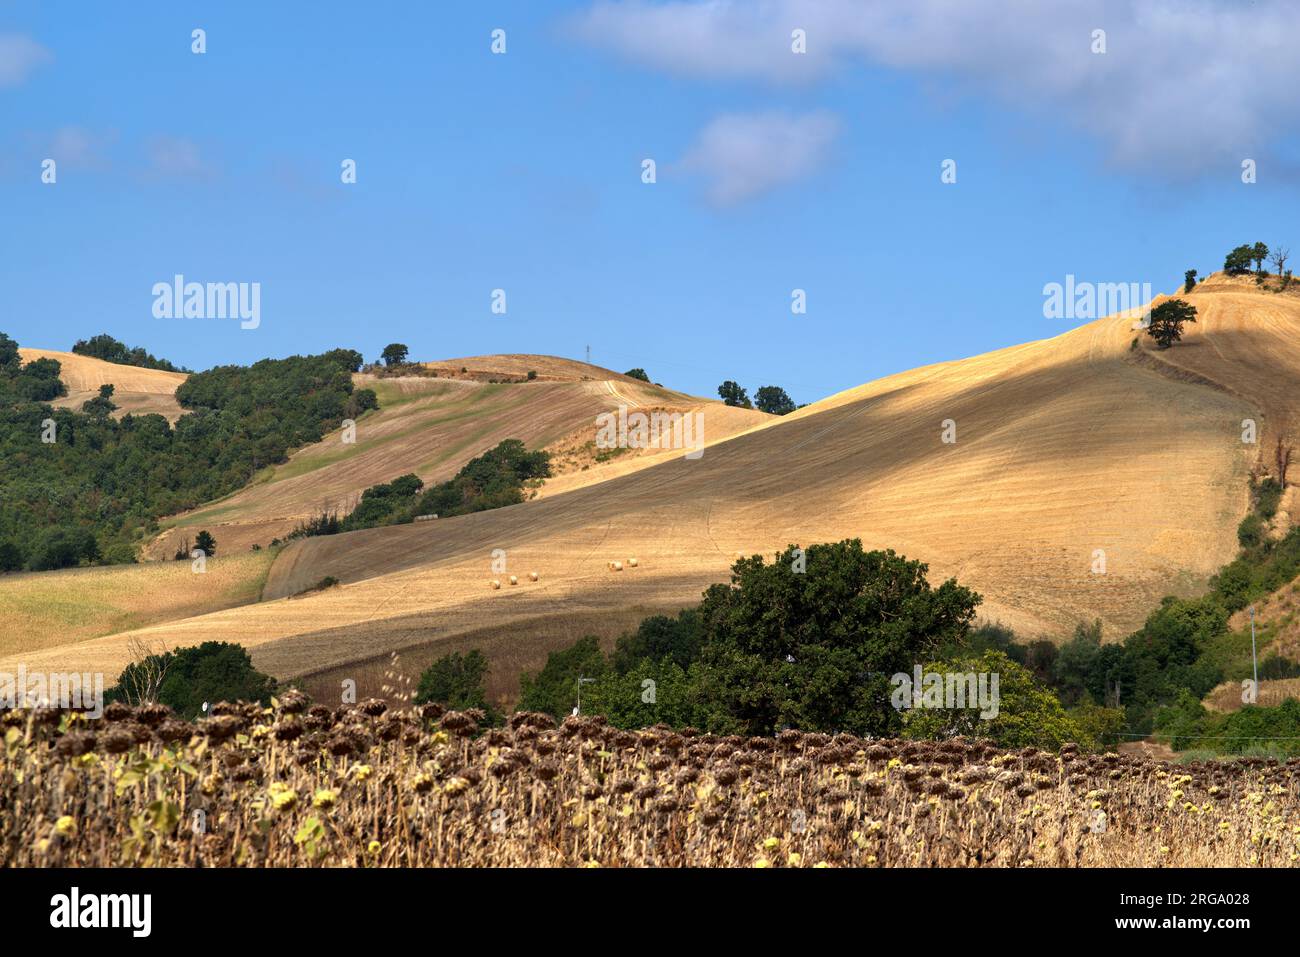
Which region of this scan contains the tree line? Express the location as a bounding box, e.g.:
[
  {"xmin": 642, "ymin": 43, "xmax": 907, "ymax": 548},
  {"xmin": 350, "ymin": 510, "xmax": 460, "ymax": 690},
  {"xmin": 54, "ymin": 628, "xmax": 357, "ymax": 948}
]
[{"xmin": 0, "ymin": 333, "xmax": 375, "ymax": 572}]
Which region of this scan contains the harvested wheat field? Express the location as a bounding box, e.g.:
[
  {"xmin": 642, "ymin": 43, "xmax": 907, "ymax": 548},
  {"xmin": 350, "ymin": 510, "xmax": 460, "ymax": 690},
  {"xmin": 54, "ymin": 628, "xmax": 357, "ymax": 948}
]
[
  {"xmin": 149, "ymin": 356, "xmax": 766, "ymax": 559},
  {"xmin": 6, "ymin": 699, "xmax": 1300, "ymax": 867},
  {"xmin": 0, "ymin": 551, "xmax": 277, "ymax": 658},
  {"xmin": 17, "ymin": 348, "xmax": 188, "ymax": 423}
]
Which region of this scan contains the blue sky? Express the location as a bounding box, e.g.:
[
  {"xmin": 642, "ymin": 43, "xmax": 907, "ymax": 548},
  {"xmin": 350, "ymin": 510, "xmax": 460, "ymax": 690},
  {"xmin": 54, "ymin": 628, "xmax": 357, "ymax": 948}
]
[{"xmin": 3, "ymin": 1, "xmax": 1297, "ymax": 404}]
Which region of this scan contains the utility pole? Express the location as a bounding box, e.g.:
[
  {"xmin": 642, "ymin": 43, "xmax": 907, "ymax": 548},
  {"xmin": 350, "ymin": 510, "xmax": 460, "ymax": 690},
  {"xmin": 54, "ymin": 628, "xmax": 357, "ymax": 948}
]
[
  {"xmin": 585, "ymin": 344, "xmax": 591, "ymax": 365},
  {"xmin": 574, "ymin": 676, "xmax": 596, "ymax": 716},
  {"xmin": 1250, "ymin": 604, "xmax": 1259, "ymax": 701}
]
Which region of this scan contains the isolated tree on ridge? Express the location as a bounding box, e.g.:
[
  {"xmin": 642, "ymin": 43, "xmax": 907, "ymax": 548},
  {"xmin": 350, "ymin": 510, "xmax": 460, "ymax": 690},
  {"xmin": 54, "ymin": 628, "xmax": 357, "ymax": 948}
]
[
  {"xmin": 381, "ymin": 343, "xmax": 409, "ymax": 367},
  {"xmin": 1146, "ymin": 298, "xmax": 1197, "ymax": 349}
]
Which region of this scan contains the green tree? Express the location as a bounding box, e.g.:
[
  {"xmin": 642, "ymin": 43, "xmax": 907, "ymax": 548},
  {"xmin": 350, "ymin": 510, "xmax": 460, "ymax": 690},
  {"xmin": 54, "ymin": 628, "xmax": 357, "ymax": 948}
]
[
  {"xmin": 1224, "ymin": 244, "xmax": 1255, "ymax": 275},
  {"xmin": 1252, "ymin": 242, "xmax": 1270, "ymax": 275},
  {"xmin": 610, "ymin": 609, "xmax": 703, "ymax": 674},
  {"xmin": 623, "ymin": 368, "xmax": 650, "ymax": 382},
  {"xmin": 1238, "ymin": 512, "xmax": 1265, "ymax": 549},
  {"xmin": 1146, "ymin": 298, "xmax": 1197, "ymax": 349},
  {"xmin": 415, "ymin": 649, "xmax": 502, "ymax": 723},
  {"xmin": 585, "ymin": 659, "xmax": 697, "ymax": 729},
  {"xmin": 1183, "ymin": 269, "xmax": 1197, "ymax": 293},
  {"xmin": 754, "ymin": 385, "xmax": 796, "ymax": 416},
  {"xmin": 0, "ymin": 541, "xmax": 23, "ymax": 572},
  {"xmin": 107, "ymin": 641, "xmax": 276, "ymax": 717},
  {"xmin": 71, "ymin": 333, "xmax": 185, "ymax": 372},
  {"xmin": 380, "ymin": 343, "xmax": 409, "ymax": 367},
  {"xmin": 26, "ymin": 527, "xmax": 99, "ymax": 571},
  {"xmin": 82, "ymin": 383, "xmax": 117, "ymax": 417},
  {"xmin": 194, "ymin": 530, "xmax": 217, "ymax": 556},
  {"xmin": 1068, "ymin": 698, "xmax": 1126, "ymax": 749},
  {"xmin": 321, "ymin": 348, "xmax": 364, "ymax": 373},
  {"xmin": 717, "ymin": 380, "xmax": 751, "ymax": 408},
  {"xmin": 1052, "ymin": 620, "xmax": 1104, "ymax": 706},
  {"xmin": 516, "ymin": 636, "xmax": 608, "ymax": 719},
  {"xmin": 900, "ymin": 650, "xmax": 1092, "ymax": 751},
  {"xmin": 688, "ymin": 540, "xmax": 981, "ymax": 736}
]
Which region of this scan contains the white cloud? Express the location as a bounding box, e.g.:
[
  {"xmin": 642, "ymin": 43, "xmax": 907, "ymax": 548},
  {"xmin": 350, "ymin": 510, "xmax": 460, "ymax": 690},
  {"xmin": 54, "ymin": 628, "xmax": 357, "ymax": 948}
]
[
  {"xmin": 43, "ymin": 126, "xmax": 114, "ymax": 169},
  {"xmin": 571, "ymin": 0, "xmax": 1300, "ymax": 175},
  {"xmin": 0, "ymin": 33, "xmax": 52, "ymax": 87},
  {"xmin": 145, "ymin": 136, "xmax": 213, "ymax": 179},
  {"xmin": 678, "ymin": 110, "xmax": 840, "ymax": 205}
]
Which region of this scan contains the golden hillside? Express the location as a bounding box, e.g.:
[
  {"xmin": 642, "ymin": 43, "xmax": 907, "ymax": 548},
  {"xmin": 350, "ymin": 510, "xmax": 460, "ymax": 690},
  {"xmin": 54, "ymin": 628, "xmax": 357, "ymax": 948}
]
[
  {"xmin": 148, "ymin": 355, "xmax": 767, "ymax": 558},
  {"xmin": 17, "ymin": 348, "xmax": 187, "ymax": 422},
  {"xmin": 16, "ymin": 279, "xmax": 1298, "ymax": 697}
]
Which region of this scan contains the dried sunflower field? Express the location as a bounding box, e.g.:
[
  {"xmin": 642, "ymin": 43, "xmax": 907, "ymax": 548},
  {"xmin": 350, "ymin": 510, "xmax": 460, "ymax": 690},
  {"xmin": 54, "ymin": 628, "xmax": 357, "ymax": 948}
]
[{"xmin": 3, "ymin": 693, "xmax": 1299, "ymax": 868}]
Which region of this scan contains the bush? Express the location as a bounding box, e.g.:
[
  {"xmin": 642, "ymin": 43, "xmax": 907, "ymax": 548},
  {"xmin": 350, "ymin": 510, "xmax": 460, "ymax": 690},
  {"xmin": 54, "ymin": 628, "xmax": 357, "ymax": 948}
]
[
  {"xmin": 107, "ymin": 642, "xmax": 276, "ymax": 717},
  {"xmin": 900, "ymin": 651, "xmax": 1092, "ymax": 751},
  {"xmin": 517, "ymin": 636, "xmax": 607, "ymax": 719},
  {"xmin": 0, "ymin": 541, "xmax": 23, "ymax": 572},
  {"xmin": 1238, "ymin": 513, "xmax": 1265, "ymax": 549},
  {"xmin": 415, "ymin": 650, "xmax": 501, "ymax": 724},
  {"xmin": 72, "ymin": 333, "xmax": 184, "ymax": 372},
  {"xmin": 26, "ymin": 527, "xmax": 99, "ymax": 571},
  {"xmin": 100, "ymin": 542, "xmax": 138, "ymax": 565}
]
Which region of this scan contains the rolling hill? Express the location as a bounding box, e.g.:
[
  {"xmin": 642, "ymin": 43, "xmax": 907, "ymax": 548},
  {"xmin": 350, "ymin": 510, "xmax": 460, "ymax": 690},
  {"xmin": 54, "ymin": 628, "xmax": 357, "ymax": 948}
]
[
  {"xmin": 14, "ymin": 276, "xmax": 1299, "ymax": 704},
  {"xmin": 17, "ymin": 348, "xmax": 187, "ymax": 422},
  {"xmin": 146, "ymin": 355, "xmax": 769, "ymax": 558}
]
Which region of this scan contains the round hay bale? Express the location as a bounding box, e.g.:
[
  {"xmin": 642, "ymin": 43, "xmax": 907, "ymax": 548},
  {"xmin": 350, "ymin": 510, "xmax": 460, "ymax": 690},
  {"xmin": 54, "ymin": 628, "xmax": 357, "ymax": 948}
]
[
  {"xmin": 490, "ymin": 579, "xmax": 501, "ymax": 590},
  {"xmin": 529, "ymin": 571, "xmax": 539, "ymax": 581},
  {"xmin": 509, "ymin": 575, "xmax": 518, "ymax": 585},
  {"xmin": 628, "ymin": 557, "xmax": 638, "ymax": 567},
  {"xmin": 612, "ymin": 561, "xmax": 623, "ymax": 572}
]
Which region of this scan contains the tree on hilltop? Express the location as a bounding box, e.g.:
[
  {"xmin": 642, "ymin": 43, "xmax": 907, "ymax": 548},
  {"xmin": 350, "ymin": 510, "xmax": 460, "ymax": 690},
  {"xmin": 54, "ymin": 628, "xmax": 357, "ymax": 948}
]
[
  {"xmin": 1224, "ymin": 245, "xmax": 1255, "ymax": 276},
  {"xmin": 718, "ymin": 380, "xmax": 751, "ymax": 408},
  {"xmin": 380, "ymin": 343, "xmax": 409, "ymax": 367},
  {"xmin": 755, "ymin": 385, "xmax": 796, "ymax": 415},
  {"xmin": 1253, "ymin": 242, "xmax": 1270, "ymax": 276}
]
